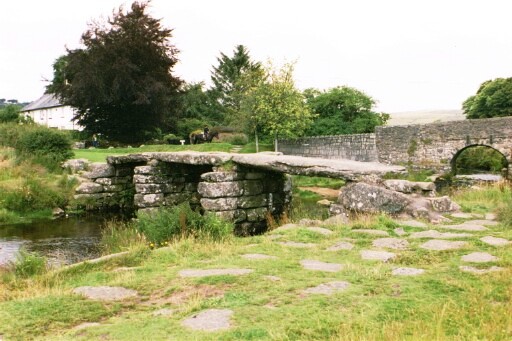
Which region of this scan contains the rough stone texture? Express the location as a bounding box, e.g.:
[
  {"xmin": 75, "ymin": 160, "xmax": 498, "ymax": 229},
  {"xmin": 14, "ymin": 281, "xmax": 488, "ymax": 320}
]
[
  {"xmin": 352, "ymin": 229, "xmax": 389, "ymax": 236},
  {"xmin": 467, "ymin": 219, "xmax": 499, "ymax": 226},
  {"xmin": 383, "ymin": 180, "xmax": 436, "ymax": 195},
  {"xmin": 298, "ymin": 218, "xmax": 324, "ymax": 226},
  {"xmin": 182, "ymin": 309, "xmax": 233, "ymax": 331},
  {"xmin": 420, "ymin": 240, "xmax": 467, "ymax": 251},
  {"xmin": 82, "ymin": 163, "xmax": 115, "ymax": 179},
  {"xmin": 439, "ymin": 222, "xmax": 488, "ymax": 231},
  {"xmin": 306, "ymin": 227, "xmax": 334, "ymax": 235},
  {"xmin": 62, "ymin": 158, "xmax": 90, "ymax": 172},
  {"xmin": 409, "ymin": 230, "xmax": 472, "ymax": 239},
  {"xmin": 323, "ymin": 214, "xmax": 349, "ymax": 226},
  {"xmin": 394, "ymin": 228, "xmax": 407, "ymax": 236},
  {"xmin": 392, "ymin": 267, "xmax": 425, "ymax": 276},
  {"xmin": 274, "ymin": 223, "xmax": 299, "ymax": 231},
  {"xmin": 197, "ymin": 181, "xmax": 243, "ymax": 198},
  {"xmin": 339, "ymin": 182, "xmax": 411, "ymax": 214},
  {"xmin": 72, "ymin": 286, "xmax": 138, "ymax": 301},
  {"xmin": 360, "ymin": 250, "xmax": 396, "ymax": 262},
  {"xmin": 480, "ymin": 236, "xmax": 511, "ymax": 246},
  {"xmin": 200, "ymin": 198, "xmax": 238, "ymax": 211},
  {"xmin": 241, "ymin": 253, "xmax": 277, "ymax": 260},
  {"xmin": 461, "ymin": 252, "xmax": 498, "ymax": 263},
  {"xmin": 179, "ymin": 268, "xmax": 253, "ymax": 278},
  {"xmin": 450, "ymin": 212, "xmax": 481, "ymax": 219},
  {"xmin": 459, "ymin": 266, "xmax": 504, "ymax": 274},
  {"xmin": 303, "ymin": 281, "xmax": 351, "ymax": 295},
  {"xmin": 372, "ymin": 238, "xmax": 409, "ymax": 250},
  {"xmin": 328, "ymin": 204, "xmax": 349, "ymax": 217},
  {"xmin": 201, "ymin": 171, "xmax": 243, "ymax": 182},
  {"xmin": 326, "ymin": 241, "xmax": 354, "ymax": 251},
  {"xmin": 430, "ymin": 196, "xmax": 461, "ymax": 212},
  {"xmin": 300, "ymin": 259, "xmax": 343, "ymax": 272},
  {"xmin": 75, "ymin": 182, "xmax": 104, "ymax": 194}
]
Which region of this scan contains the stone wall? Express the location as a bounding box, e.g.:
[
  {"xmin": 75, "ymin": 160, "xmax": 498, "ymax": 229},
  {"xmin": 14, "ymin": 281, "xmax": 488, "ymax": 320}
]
[
  {"xmin": 278, "ymin": 134, "xmax": 378, "ymax": 162},
  {"xmin": 375, "ymin": 116, "xmax": 512, "ymax": 172}
]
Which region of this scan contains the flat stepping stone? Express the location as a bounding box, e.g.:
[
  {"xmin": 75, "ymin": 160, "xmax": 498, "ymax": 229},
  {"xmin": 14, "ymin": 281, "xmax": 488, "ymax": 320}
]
[
  {"xmin": 303, "ymin": 281, "xmax": 350, "ymax": 295},
  {"xmin": 461, "ymin": 252, "xmax": 498, "ymax": 263},
  {"xmin": 241, "ymin": 253, "xmax": 278, "ymax": 260},
  {"xmin": 326, "ymin": 241, "xmax": 354, "ymax": 251},
  {"xmin": 72, "ymin": 286, "xmax": 138, "ymax": 301},
  {"xmin": 179, "ymin": 268, "xmax": 253, "ymax": 278},
  {"xmin": 352, "ymin": 229, "xmax": 389, "ymax": 236},
  {"xmin": 372, "ymin": 238, "xmax": 409, "ymax": 250},
  {"xmin": 360, "ymin": 250, "xmax": 396, "ymax": 262},
  {"xmin": 278, "ymin": 241, "xmax": 316, "ymax": 248},
  {"xmin": 399, "ymin": 220, "xmax": 427, "ymax": 228},
  {"xmin": 485, "ymin": 213, "xmax": 496, "ymax": 220},
  {"xmin": 182, "ymin": 309, "xmax": 233, "ymax": 331},
  {"xmin": 409, "ymin": 230, "xmax": 472, "ymax": 239},
  {"xmin": 450, "ymin": 212, "xmax": 480, "ymax": 219},
  {"xmin": 274, "ymin": 223, "xmax": 299, "ymax": 231},
  {"xmin": 306, "ymin": 226, "xmax": 333, "ymax": 235},
  {"xmin": 467, "ymin": 219, "xmax": 498, "ymax": 226},
  {"xmin": 459, "ymin": 265, "xmax": 504, "ymax": 274},
  {"xmin": 420, "ymin": 240, "xmax": 467, "ymax": 251},
  {"xmin": 300, "ymin": 259, "xmax": 343, "ymax": 272},
  {"xmin": 480, "ymin": 236, "xmax": 511, "ymax": 246},
  {"xmin": 153, "ymin": 308, "xmax": 175, "ymax": 317},
  {"xmin": 438, "ymin": 223, "xmax": 487, "ymax": 232},
  {"xmin": 392, "ymin": 267, "xmax": 425, "ymax": 276},
  {"xmin": 73, "ymin": 322, "xmax": 101, "ymax": 330}
]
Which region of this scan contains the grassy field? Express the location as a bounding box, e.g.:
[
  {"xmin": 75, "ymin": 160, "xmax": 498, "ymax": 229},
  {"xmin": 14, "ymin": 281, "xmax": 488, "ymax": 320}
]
[{"xmin": 0, "ymin": 185, "xmax": 511, "ymax": 340}]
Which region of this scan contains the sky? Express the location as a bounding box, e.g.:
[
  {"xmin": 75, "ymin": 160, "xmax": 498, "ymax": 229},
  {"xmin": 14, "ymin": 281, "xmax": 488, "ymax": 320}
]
[{"xmin": 1, "ymin": 0, "xmax": 511, "ymax": 112}]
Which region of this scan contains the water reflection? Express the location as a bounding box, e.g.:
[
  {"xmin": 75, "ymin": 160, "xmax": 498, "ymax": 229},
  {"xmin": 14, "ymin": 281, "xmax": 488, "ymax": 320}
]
[{"xmin": 0, "ymin": 215, "xmax": 109, "ymax": 267}]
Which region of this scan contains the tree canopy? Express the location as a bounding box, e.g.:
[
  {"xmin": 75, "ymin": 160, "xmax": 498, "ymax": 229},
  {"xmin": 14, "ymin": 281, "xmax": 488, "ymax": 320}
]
[
  {"xmin": 47, "ymin": 1, "xmax": 182, "ymax": 143},
  {"xmin": 462, "ymin": 78, "xmax": 512, "ymax": 119},
  {"xmin": 304, "ymin": 86, "xmax": 389, "ymax": 136}
]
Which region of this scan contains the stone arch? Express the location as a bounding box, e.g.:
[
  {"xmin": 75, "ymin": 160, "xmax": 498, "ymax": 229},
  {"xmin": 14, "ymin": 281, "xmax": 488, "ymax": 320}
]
[{"xmin": 450, "ymin": 144, "xmax": 510, "ymax": 177}]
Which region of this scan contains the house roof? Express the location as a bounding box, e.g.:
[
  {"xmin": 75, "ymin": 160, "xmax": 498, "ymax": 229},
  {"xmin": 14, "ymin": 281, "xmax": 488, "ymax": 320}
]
[{"xmin": 21, "ymin": 94, "xmax": 63, "ymax": 112}]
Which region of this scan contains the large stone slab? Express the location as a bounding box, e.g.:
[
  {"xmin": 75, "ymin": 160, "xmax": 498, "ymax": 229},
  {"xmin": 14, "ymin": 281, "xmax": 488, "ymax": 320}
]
[
  {"xmin": 461, "ymin": 252, "xmax": 498, "ymax": 263},
  {"xmin": 409, "ymin": 230, "xmax": 472, "ymax": 239},
  {"xmin": 72, "ymin": 286, "xmax": 137, "ymax": 301},
  {"xmin": 480, "ymin": 236, "xmax": 511, "ymax": 246},
  {"xmin": 360, "ymin": 250, "xmax": 396, "ymax": 262},
  {"xmin": 300, "ymin": 259, "xmax": 343, "ymax": 272},
  {"xmin": 372, "ymin": 238, "xmax": 409, "ymax": 250},
  {"xmin": 179, "ymin": 268, "xmax": 253, "ymax": 278},
  {"xmin": 420, "ymin": 240, "xmax": 466, "ymax": 251},
  {"xmin": 182, "ymin": 309, "xmax": 233, "ymax": 331},
  {"xmin": 303, "ymin": 281, "xmax": 350, "ymax": 295},
  {"xmin": 392, "ymin": 267, "xmax": 425, "ymax": 276},
  {"xmin": 339, "ymin": 182, "xmax": 411, "ymax": 214}
]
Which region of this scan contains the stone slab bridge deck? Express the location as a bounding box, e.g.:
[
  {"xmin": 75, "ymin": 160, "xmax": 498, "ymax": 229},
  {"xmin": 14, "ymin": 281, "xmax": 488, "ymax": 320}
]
[{"xmin": 76, "ymin": 152, "xmax": 404, "ymax": 235}]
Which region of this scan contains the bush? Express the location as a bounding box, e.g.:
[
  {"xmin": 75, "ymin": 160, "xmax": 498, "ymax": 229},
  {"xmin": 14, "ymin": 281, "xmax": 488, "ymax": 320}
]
[
  {"xmin": 0, "ymin": 105, "xmax": 21, "ymax": 123},
  {"xmin": 136, "ymin": 203, "xmax": 233, "ymax": 245},
  {"xmin": 1, "ymin": 177, "xmax": 68, "ymax": 213},
  {"xmin": 223, "ymin": 133, "xmax": 249, "ymax": 145},
  {"xmin": 10, "ymin": 251, "xmax": 47, "ymax": 278}
]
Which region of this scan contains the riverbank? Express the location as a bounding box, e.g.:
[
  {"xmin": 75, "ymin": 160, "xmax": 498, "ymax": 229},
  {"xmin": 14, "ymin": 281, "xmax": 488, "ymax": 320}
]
[{"xmin": 0, "ymin": 184, "xmax": 510, "ymax": 340}]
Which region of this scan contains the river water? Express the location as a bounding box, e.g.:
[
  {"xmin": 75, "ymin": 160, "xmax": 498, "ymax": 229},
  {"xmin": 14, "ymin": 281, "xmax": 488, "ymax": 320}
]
[{"xmin": 0, "ymin": 215, "xmax": 108, "ymax": 267}]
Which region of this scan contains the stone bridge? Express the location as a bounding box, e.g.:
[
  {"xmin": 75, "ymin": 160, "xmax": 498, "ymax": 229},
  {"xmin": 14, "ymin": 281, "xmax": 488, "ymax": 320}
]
[
  {"xmin": 74, "ymin": 152, "xmax": 404, "ymax": 234},
  {"xmin": 279, "ymin": 116, "xmax": 512, "ymax": 177}
]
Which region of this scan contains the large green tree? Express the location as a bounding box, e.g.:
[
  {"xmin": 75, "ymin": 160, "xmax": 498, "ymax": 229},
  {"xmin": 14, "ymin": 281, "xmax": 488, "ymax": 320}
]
[
  {"xmin": 210, "ymin": 45, "xmax": 262, "ymax": 125},
  {"xmin": 305, "ymin": 86, "xmax": 389, "ymax": 136},
  {"xmin": 463, "ymin": 78, "xmax": 512, "ymax": 119},
  {"xmin": 47, "ymin": 2, "xmax": 182, "ymax": 143},
  {"xmin": 245, "ymin": 62, "xmax": 313, "ymax": 152}
]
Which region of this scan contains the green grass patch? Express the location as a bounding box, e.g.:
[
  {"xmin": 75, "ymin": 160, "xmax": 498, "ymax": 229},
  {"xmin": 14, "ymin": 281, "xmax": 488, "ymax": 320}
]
[{"xmin": 292, "ymin": 175, "xmax": 344, "ymax": 189}]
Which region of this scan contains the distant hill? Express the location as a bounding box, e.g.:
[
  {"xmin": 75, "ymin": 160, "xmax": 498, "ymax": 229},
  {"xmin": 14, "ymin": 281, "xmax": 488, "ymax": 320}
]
[{"xmin": 387, "ymin": 110, "xmax": 465, "ymax": 126}]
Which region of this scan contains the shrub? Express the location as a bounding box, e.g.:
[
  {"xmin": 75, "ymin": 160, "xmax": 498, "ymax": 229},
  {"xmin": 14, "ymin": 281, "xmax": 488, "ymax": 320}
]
[
  {"xmin": 1, "ymin": 177, "xmax": 67, "ymax": 213},
  {"xmin": 224, "ymin": 133, "xmax": 249, "ymax": 145},
  {"xmin": 10, "ymin": 251, "xmax": 47, "ymax": 278},
  {"xmin": 136, "ymin": 203, "xmax": 233, "ymax": 244},
  {"xmin": 16, "ymin": 128, "xmax": 73, "ymax": 165},
  {"xmin": 0, "ymin": 105, "xmax": 21, "ymax": 123}
]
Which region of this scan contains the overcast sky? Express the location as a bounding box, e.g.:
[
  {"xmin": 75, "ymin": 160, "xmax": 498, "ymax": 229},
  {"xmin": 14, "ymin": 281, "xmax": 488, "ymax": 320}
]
[{"xmin": 1, "ymin": 0, "xmax": 511, "ymax": 112}]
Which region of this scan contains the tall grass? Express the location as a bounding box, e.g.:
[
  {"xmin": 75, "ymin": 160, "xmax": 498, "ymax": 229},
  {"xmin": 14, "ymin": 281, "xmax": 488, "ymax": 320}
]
[
  {"xmin": 452, "ymin": 181, "xmax": 512, "ymax": 214},
  {"xmin": 100, "ymin": 220, "xmax": 147, "ymax": 254}
]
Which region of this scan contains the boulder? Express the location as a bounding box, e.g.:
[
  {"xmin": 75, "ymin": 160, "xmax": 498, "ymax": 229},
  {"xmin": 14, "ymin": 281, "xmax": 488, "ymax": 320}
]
[
  {"xmin": 429, "ymin": 196, "xmax": 460, "ymax": 212},
  {"xmin": 75, "ymin": 182, "xmax": 104, "ymax": 194},
  {"xmin": 339, "ymin": 182, "xmax": 411, "ymax": 214},
  {"xmin": 82, "ymin": 163, "xmax": 115, "ymax": 179},
  {"xmin": 383, "ymin": 179, "xmax": 436, "ymax": 195},
  {"xmin": 62, "ymin": 158, "xmax": 90, "ymax": 173}
]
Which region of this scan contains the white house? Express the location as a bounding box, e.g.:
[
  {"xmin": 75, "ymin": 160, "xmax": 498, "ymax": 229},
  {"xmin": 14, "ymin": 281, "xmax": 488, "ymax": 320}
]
[{"xmin": 21, "ymin": 94, "xmax": 82, "ymax": 131}]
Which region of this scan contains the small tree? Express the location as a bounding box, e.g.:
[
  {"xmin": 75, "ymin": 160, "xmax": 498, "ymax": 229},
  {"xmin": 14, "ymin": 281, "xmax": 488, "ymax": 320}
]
[
  {"xmin": 246, "ymin": 61, "xmax": 313, "ymax": 152},
  {"xmin": 463, "ymin": 78, "xmax": 512, "ymax": 119}
]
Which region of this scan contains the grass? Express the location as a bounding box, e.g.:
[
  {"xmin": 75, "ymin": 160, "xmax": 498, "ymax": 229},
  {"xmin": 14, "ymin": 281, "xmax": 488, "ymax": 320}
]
[{"xmin": 0, "ymin": 183, "xmax": 510, "ymax": 340}]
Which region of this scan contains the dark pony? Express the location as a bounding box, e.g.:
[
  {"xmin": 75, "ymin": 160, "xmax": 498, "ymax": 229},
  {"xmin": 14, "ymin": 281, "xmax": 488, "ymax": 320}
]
[{"xmin": 190, "ymin": 131, "xmax": 219, "ymax": 145}]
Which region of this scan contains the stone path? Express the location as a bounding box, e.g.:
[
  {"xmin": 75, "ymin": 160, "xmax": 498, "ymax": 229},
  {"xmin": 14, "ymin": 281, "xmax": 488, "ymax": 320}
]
[
  {"xmin": 326, "ymin": 241, "xmax": 354, "ymax": 251},
  {"xmin": 392, "ymin": 267, "xmax": 425, "ymax": 276},
  {"xmin": 73, "ymin": 322, "xmax": 101, "ymax": 330},
  {"xmin": 278, "ymin": 241, "xmax": 316, "ymax": 248},
  {"xmin": 300, "ymin": 259, "xmax": 343, "ymax": 272},
  {"xmin": 72, "ymin": 286, "xmax": 138, "ymax": 301},
  {"xmin": 439, "ymin": 223, "xmax": 488, "ymax": 232},
  {"xmin": 372, "ymin": 238, "xmax": 409, "ymax": 250},
  {"xmin": 306, "ymin": 227, "xmax": 334, "ymax": 235},
  {"xmin": 480, "ymin": 236, "xmax": 511, "ymax": 246},
  {"xmin": 360, "ymin": 250, "xmax": 396, "ymax": 262},
  {"xmin": 459, "ymin": 266, "xmax": 504, "ymax": 274},
  {"xmin": 399, "ymin": 220, "xmax": 428, "ymax": 228},
  {"xmin": 409, "ymin": 230, "xmax": 472, "ymax": 239},
  {"xmin": 419, "ymin": 240, "xmax": 467, "ymax": 251},
  {"xmin": 179, "ymin": 268, "xmax": 253, "ymax": 278},
  {"xmin": 182, "ymin": 309, "xmax": 233, "ymax": 331},
  {"xmin": 461, "ymin": 252, "xmax": 498, "ymax": 263},
  {"xmin": 303, "ymin": 281, "xmax": 350, "ymax": 295}
]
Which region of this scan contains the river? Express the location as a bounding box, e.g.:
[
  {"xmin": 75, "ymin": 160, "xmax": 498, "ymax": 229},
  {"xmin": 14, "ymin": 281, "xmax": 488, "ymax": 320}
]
[{"xmin": 0, "ymin": 215, "xmax": 109, "ymax": 267}]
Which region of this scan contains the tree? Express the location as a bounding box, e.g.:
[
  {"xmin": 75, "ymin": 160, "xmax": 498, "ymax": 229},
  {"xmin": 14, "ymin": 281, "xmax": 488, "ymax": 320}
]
[
  {"xmin": 305, "ymin": 86, "xmax": 389, "ymax": 136},
  {"xmin": 463, "ymin": 78, "xmax": 512, "ymax": 119},
  {"xmin": 245, "ymin": 61, "xmax": 313, "ymax": 152},
  {"xmin": 47, "ymin": 2, "xmax": 182, "ymax": 143},
  {"xmin": 210, "ymin": 45, "xmax": 262, "ymax": 125}
]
